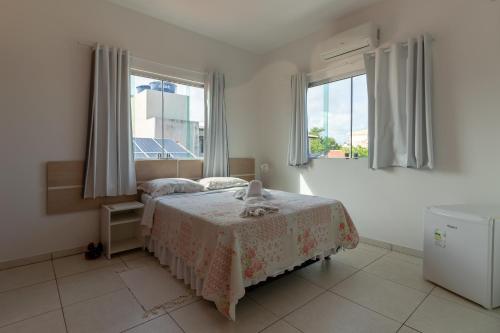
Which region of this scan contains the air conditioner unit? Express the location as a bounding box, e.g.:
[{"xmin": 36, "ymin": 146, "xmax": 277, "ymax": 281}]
[{"xmin": 320, "ymin": 23, "xmax": 379, "ymax": 62}]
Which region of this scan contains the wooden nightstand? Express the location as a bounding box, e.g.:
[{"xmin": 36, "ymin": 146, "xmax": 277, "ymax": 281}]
[{"xmin": 100, "ymin": 201, "xmax": 145, "ymax": 259}]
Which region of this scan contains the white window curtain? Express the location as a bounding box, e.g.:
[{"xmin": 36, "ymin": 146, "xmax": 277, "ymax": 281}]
[
  {"xmin": 288, "ymin": 73, "xmax": 309, "ymax": 166},
  {"xmin": 203, "ymin": 72, "xmax": 229, "ymax": 177},
  {"xmin": 364, "ymin": 34, "xmax": 434, "ymax": 170},
  {"xmin": 83, "ymin": 45, "xmax": 136, "ymax": 198}
]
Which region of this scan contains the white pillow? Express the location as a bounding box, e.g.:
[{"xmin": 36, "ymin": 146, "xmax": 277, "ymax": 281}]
[
  {"xmin": 138, "ymin": 178, "xmax": 205, "ymax": 198},
  {"xmin": 198, "ymin": 177, "xmax": 249, "ymax": 190}
]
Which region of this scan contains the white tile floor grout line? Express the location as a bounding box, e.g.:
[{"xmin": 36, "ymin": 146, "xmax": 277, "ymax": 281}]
[
  {"xmin": 256, "ymin": 289, "xmax": 328, "ymax": 333},
  {"xmin": 53, "ymin": 262, "xmax": 121, "ymax": 279},
  {"xmin": 328, "ymin": 289, "xmax": 408, "ymax": 325},
  {"xmin": 54, "ymin": 265, "xmax": 158, "ymax": 327},
  {"xmin": 0, "ymin": 256, "xmax": 129, "ymax": 296},
  {"xmin": 332, "ymin": 249, "xmax": 390, "ymax": 271},
  {"xmin": 0, "ymin": 267, "xmax": 72, "ymax": 330},
  {"xmin": 426, "ymin": 288, "xmax": 500, "ymax": 320},
  {"xmin": 362, "ymin": 250, "xmax": 390, "ymax": 265},
  {"xmin": 0, "ymin": 308, "xmax": 62, "ymax": 330},
  {"xmin": 256, "ymin": 259, "xmax": 418, "ymax": 333},
  {"xmin": 168, "ymin": 312, "xmax": 187, "ymax": 333},
  {"xmin": 59, "ymin": 287, "xmax": 181, "ymax": 333},
  {"xmin": 255, "ymin": 261, "xmax": 368, "ymax": 333},
  {"xmin": 51, "ymin": 259, "xmax": 69, "ymax": 333},
  {"xmin": 124, "ymin": 286, "xmax": 151, "ymax": 317},
  {"xmin": 55, "ymin": 262, "xmax": 142, "ymax": 310},
  {"xmin": 285, "ymin": 321, "xmax": 306, "ymax": 333},
  {"xmin": 293, "ymin": 262, "xmax": 362, "ymax": 291},
  {"xmin": 61, "ymin": 286, "xmax": 129, "ymax": 308},
  {"xmin": 396, "ymin": 325, "xmax": 423, "ymax": 333},
  {"xmin": 115, "ymin": 258, "xmax": 197, "ymax": 332},
  {"xmin": 0, "ymin": 258, "xmax": 52, "ymax": 273},
  {"xmin": 397, "ymin": 285, "xmax": 435, "ymax": 333},
  {"xmin": 332, "ymin": 250, "xmax": 436, "ymax": 294},
  {"xmin": 350, "ymin": 268, "xmax": 433, "ymax": 295},
  {"xmin": 365, "ymin": 252, "xmax": 424, "ymax": 269},
  {"xmin": 48, "ymin": 256, "xmax": 193, "ymax": 318},
  {"xmin": 59, "ymin": 287, "xmax": 157, "ymax": 328},
  {"xmin": 0, "ymin": 277, "xmax": 56, "ymax": 296},
  {"xmin": 119, "ymin": 273, "xmax": 148, "ymax": 313}
]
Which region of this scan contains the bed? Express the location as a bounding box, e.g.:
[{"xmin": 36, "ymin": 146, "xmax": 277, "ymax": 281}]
[
  {"xmin": 140, "ymin": 186, "xmax": 359, "ymax": 320},
  {"xmin": 44, "ymin": 158, "xmax": 358, "ymax": 319}
]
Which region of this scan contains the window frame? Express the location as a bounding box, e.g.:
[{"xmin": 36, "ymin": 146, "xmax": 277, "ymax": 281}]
[
  {"xmin": 129, "ymin": 69, "xmax": 205, "ymax": 161},
  {"xmin": 308, "ymin": 69, "xmax": 366, "ymax": 89},
  {"xmin": 130, "ymin": 68, "xmax": 204, "ymax": 89},
  {"xmin": 307, "ymin": 70, "xmax": 368, "ymax": 160}
]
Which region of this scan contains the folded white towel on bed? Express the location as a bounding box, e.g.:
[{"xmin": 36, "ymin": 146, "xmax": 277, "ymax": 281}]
[
  {"xmin": 246, "ymin": 180, "xmax": 262, "ymax": 197},
  {"xmin": 236, "ymin": 180, "xmax": 279, "ymax": 217},
  {"xmin": 239, "ymin": 199, "xmax": 279, "ymax": 217},
  {"xmin": 233, "ymin": 180, "xmax": 271, "ymax": 200}
]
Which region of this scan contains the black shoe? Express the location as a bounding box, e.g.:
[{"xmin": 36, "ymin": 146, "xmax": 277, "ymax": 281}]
[
  {"xmin": 85, "ymin": 242, "xmax": 101, "ymax": 260},
  {"xmin": 96, "ymin": 242, "xmax": 104, "ymax": 254},
  {"xmin": 85, "ymin": 250, "xmax": 99, "ymax": 260},
  {"xmin": 87, "ymin": 242, "xmax": 95, "ymax": 252}
]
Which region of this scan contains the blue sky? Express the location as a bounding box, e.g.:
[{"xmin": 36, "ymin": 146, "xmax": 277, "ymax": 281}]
[{"xmin": 307, "ymin": 74, "xmax": 368, "ymax": 145}]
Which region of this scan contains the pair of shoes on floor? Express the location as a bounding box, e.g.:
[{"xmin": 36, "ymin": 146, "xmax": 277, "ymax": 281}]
[{"xmin": 85, "ymin": 242, "xmax": 104, "ymax": 260}]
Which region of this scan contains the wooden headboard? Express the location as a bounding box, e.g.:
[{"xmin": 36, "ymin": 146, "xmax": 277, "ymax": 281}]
[{"xmin": 47, "ymin": 158, "xmax": 255, "ymax": 214}]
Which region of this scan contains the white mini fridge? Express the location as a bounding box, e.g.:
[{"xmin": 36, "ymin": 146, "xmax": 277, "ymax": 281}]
[{"xmin": 423, "ymin": 204, "xmax": 500, "ymax": 309}]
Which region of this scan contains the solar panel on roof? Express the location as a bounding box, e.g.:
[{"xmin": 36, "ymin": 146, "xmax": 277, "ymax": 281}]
[
  {"xmin": 134, "ymin": 138, "xmax": 163, "ymax": 154},
  {"xmin": 133, "ymin": 137, "xmax": 197, "ymax": 159},
  {"xmin": 160, "ymin": 138, "xmax": 188, "ymax": 152},
  {"xmin": 160, "ymin": 138, "xmax": 195, "ymax": 158}
]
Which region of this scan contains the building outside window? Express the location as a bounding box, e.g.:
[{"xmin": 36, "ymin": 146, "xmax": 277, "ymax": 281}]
[
  {"xmin": 307, "ymin": 74, "xmax": 368, "ymax": 158},
  {"xmin": 130, "ymin": 74, "xmax": 204, "ymax": 160}
]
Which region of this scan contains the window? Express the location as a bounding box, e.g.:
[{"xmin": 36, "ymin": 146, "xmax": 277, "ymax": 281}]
[
  {"xmin": 307, "ymin": 74, "xmax": 368, "ymax": 158},
  {"xmin": 130, "ymin": 74, "xmax": 204, "ymax": 160}
]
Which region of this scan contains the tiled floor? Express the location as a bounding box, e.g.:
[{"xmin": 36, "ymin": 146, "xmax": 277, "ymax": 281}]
[{"xmin": 1, "ymin": 244, "xmax": 500, "ymax": 332}]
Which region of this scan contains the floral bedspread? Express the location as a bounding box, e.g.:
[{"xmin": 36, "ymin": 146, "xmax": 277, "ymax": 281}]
[{"xmin": 147, "ymin": 189, "xmax": 358, "ymax": 320}]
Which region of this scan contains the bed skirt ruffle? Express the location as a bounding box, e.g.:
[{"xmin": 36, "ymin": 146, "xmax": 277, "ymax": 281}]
[
  {"xmin": 147, "ymin": 236, "xmax": 339, "ymax": 298},
  {"xmin": 147, "ymin": 237, "xmax": 204, "ymax": 296}
]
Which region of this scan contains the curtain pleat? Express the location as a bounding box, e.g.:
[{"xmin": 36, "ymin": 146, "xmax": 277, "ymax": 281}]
[
  {"xmin": 288, "ymin": 73, "xmax": 309, "ymax": 166},
  {"xmin": 203, "ymin": 72, "xmax": 229, "ymax": 177},
  {"xmin": 84, "ymin": 45, "xmax": 136, "ymax": 198},
  {"xmin": 364, "ymin": 34, "xmax": 434, "ymax": 170}
]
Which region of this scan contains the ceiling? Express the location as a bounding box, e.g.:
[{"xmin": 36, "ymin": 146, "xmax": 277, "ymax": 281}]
[{"xmin": 108, "ymin": 0, "xmax": 383, "ymax": 54}]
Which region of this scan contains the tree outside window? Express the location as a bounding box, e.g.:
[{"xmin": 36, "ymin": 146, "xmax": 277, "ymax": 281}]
[{"xmin": 307, "ymin": 74, "xmax": 368, "ymax": 159}]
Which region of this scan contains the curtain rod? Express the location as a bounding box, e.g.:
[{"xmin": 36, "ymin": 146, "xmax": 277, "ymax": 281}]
[
  {"xmin": 364, "ymin": 36, "xmax": 435, "ymax": 56},
  {"xmin": 77, "ymin": 41, "xmax": 208, "ymax": 76}
]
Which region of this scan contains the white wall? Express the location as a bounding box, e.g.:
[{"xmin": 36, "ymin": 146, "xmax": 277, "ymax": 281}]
[
  {"xmin": 255, "ymin": 0, "xmax": 500, "ymax": 250},
  {"xmin": 0, "ymin": 0, "xmax": 261, "ymax": 262}
]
